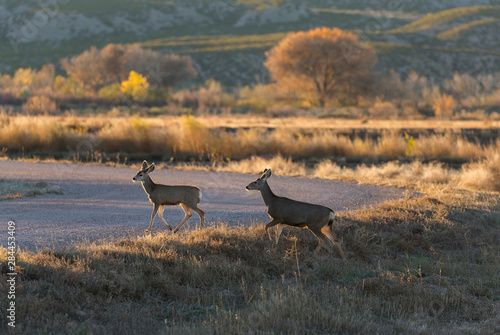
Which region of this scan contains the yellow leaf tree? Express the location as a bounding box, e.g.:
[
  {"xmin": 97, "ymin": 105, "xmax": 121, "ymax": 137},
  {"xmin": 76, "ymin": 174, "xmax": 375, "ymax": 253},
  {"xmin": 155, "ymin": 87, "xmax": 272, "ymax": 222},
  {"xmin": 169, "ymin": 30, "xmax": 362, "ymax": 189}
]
[
  {"xmin": 264, "ymin": 27, "xmax": 377, "ymax": 107},
  {"xmin": 120, "ymin": 71, "xmax": 149, "ymax": 100}
]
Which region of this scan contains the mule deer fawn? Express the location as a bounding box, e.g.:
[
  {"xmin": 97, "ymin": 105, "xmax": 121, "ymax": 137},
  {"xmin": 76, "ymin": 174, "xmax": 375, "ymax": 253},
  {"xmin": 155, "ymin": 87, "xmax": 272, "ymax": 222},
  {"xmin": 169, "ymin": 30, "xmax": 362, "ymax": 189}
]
[
  {"xmin": 246, "ymin": 168, "xmax": 345, "ymax": 258},
  {"xmin": 133, "ymin": 161, "xmax": 205, "ymax": 233}
]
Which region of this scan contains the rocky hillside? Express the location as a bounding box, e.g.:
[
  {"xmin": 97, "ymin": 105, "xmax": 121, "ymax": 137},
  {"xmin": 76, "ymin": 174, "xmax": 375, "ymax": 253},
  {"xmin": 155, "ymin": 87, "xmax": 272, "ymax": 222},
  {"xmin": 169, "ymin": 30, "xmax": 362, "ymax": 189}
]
[{"xmin": 1, "ymin": 0, "xmax": 500, "ymax": 86}]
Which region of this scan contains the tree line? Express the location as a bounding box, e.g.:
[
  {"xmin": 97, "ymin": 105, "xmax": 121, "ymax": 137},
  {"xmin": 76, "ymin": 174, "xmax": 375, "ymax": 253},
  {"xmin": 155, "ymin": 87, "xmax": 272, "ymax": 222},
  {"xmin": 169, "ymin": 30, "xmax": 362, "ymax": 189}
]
[{"xmin": 1, "ymin": 27, "xmax": 499, "ymax": 118}]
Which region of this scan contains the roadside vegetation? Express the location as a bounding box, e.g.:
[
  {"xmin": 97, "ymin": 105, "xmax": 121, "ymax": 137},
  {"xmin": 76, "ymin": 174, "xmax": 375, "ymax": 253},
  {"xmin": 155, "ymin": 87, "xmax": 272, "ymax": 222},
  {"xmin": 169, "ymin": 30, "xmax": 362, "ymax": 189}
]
[
  {"xmin": 1, "ymin": 114, "xmax": 499, "ymax": 167},
  {"xmin": 178, "ymin": 153, "xmax": 500, "ymax": 194}
]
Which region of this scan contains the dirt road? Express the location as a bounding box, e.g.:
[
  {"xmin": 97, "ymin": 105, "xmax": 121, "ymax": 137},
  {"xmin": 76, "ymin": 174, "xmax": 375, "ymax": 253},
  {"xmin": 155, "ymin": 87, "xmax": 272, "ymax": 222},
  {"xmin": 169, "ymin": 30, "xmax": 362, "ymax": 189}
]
[{"xmin": 0, "ymin": 161, "xmax": 410, "ymax": 251}]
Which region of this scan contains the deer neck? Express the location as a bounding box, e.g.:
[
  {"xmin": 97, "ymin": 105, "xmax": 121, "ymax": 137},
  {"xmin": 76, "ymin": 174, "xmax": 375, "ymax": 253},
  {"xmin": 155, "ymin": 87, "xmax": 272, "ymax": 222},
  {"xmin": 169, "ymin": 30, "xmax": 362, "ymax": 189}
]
[
  {"xmin": 141, "ymin": 175, "xmax": 156, "ymax": 195},
  {"xmin": 259, "ymin": 181, "xmax": 277, "ymax": 207}
]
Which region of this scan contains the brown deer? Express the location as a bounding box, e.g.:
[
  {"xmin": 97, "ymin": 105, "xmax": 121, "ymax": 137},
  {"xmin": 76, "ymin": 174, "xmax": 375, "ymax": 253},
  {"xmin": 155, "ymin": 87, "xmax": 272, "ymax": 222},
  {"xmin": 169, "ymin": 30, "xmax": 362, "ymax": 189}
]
[
  {"xmin": 246, "ymin": 168, "xmax": 345, "ymax": 258},
  {"xmin": 132, "ymin": 161, "xmax": 204, "ymax": 233}
]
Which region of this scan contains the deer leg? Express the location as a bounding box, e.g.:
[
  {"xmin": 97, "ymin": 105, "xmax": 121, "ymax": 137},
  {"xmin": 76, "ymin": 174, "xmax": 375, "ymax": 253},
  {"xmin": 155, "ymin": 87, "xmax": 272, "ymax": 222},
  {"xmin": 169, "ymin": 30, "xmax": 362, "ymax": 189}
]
[
  {"xmin": 265, "ymin": 219, "xmax": 280, "ymax": 243},
  {"xmin": 275, "ymin": 223, "xmax": 284, "ymax": 246},
  {"xmin": 146, "ymin": 203, "xmax": 160, "ymax": 233},
  {"xmin": 322, "ymin": 225, "xmax": 346, "ymax": 259},
  {"xmin": 308, "ymin": 226, "xmax": 330, "ymax": 254},
  {"xmin": 157, "ymin": 205, "xmax": 173, "ymax": 231},
  {"xmin": 173, "ymin": 203, "xmax": 193, "ymax": 234},
  {"xmin": 313, "ymin": 235, "xmax": 329, "ymax": 254},
  {"xmin": 191, "ymin": 206, "xmax": 205, "ymax": 229}
]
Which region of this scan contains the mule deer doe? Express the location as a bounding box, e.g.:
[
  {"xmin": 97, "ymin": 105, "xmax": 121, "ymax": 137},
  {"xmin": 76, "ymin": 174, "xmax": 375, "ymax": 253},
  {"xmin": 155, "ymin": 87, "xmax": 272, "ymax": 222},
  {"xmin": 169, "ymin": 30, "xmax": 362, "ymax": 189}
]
[
  {"xmin": 132, "ymin": 161, "xmax": 205, "ymax": 233},
  {"xmin": 246, "ymin": 168, "xmax": 345, "ymax": 259}
]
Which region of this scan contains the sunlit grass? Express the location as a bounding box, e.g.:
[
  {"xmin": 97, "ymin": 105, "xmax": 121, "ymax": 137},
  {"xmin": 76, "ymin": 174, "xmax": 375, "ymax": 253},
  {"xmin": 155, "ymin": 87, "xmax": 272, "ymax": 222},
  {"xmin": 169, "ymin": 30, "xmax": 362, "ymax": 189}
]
[
  {"xmin": 1, "ymin": 115, "xmax": 499, "ymax": 161},
  {"xmin": 141, "ymin": 32, "xmax": 500, "ymax": 55},
  {"xmin": 140, "ymin": 32, "xmax": 287, "ymax": 53},
  {"xmin": 181, "ymin": 153, "xmax": 500, "ymax": 193},
  {"xmin": 436, "ymin": 18, "xmax": 499, "ymax": 41},
  {"xmin": 371, "ymin": 41, "xmax": 500, "ymax": 55},
  {"xmin": 383, "ymin": 5, "xmax": 500, "ymax": 34}
]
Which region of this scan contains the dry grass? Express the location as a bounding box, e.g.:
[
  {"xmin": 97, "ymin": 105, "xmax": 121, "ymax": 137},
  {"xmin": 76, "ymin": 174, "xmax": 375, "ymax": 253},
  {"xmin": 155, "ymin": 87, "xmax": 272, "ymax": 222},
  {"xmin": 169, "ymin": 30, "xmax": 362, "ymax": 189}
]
[
  {"xmin": 1, "ymin": 114, "xmax": 498, "ymax": 161},
  {"xmin": 1, "ymin": 183, "xmax": 498, "ymax": 334},
  {"xmin": 0, "ymin": 179, "xmax": 62, "ymax": 200},
  {"xmin": 180, "ymin": 153, "xmax": 500, "ymax": 193}
]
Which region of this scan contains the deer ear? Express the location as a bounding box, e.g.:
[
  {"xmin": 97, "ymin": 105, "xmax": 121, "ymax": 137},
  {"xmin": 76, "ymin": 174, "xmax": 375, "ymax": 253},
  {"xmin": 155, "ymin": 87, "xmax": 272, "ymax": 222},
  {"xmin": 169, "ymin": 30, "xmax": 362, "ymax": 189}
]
[
  {"xmin": 147, "ymin": 162, "xmax": 155, "ymax": 173},
  {"xmin": 141, "ymin": 161, "xmax": 148, "ymax": 170},
  {"xmin": 261, "ymin": 168, "xmax": 272, "ymax": 180}
]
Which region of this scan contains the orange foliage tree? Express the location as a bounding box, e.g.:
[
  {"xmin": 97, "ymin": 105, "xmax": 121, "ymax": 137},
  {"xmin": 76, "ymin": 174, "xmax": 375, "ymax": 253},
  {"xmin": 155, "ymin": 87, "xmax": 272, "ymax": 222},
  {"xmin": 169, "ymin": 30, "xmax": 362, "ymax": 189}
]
[
  {"xmin": 264, "ymin": 27, "xmax": 377, "ymax": 107},
  {"xmin": 433, "ymin": 93, "xmax": 456, "ymax": 118}
]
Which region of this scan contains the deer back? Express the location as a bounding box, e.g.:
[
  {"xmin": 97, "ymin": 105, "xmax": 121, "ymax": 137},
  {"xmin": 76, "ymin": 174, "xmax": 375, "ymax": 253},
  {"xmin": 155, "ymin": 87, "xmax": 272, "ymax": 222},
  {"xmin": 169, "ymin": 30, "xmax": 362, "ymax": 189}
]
[
  {"xmin": 269, "ymin": 196, "xmax": 332, "ymax": 227},
  {"xmin": 149, "ymin": 184, "xmax": 201, "ymax": 207}
]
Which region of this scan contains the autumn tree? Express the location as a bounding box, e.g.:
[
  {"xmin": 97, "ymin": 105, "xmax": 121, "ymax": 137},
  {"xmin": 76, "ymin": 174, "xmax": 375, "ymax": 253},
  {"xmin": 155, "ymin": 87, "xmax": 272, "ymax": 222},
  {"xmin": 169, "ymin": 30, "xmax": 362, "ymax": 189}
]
[
  {"xmin": 121, "ymin": 71, "xmax": 150, "ymax": 100},
  {"xmin": 264, "ymin": 27, "xmax": 377, "ymax": 107},
  {"xmin": 433, "ymin": 93, "xmax": 456, "ymax": 118},
  {"xmin": 60, "ymin": 44, "xmax": 197, "ymax": 93}
]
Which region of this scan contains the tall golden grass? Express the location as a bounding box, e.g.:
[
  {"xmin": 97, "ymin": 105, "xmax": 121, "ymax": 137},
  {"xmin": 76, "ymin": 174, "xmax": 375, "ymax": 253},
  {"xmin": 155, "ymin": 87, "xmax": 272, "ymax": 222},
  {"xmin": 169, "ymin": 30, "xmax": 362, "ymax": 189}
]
[
  {"xmin": 180, "ymin": 154, "xmax": 500, "ymax": 193},
  {"xmin": 1, "ymin": 114, "xmax": 498, "ymax": 161}
]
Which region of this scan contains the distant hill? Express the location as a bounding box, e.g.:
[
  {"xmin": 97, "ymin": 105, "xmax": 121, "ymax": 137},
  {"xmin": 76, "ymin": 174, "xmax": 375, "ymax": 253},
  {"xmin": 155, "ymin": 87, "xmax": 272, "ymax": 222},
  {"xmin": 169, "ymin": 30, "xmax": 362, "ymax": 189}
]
[{"xmin": 2, "ymin": 0, "xmax": 500, "ymax": 86}]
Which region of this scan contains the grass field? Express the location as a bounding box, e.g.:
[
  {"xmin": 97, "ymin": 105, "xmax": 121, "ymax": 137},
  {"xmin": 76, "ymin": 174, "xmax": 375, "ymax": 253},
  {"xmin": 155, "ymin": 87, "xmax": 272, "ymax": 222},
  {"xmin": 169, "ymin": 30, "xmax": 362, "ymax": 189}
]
[
  {"xmin": 1, "ymin": 115, "xmax": 499, "ymax": 163},
  {"xmin": 1, "ymin": 159, "xmax": 498, "ymax": 334}
]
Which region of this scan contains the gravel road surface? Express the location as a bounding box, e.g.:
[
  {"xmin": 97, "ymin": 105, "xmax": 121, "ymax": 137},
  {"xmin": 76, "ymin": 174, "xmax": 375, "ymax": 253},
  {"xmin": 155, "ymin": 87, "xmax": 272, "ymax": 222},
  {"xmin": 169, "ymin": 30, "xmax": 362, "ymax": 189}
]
[{"xmin": 0, "ymin": 161, "xmax": 410, "ymax": 251}]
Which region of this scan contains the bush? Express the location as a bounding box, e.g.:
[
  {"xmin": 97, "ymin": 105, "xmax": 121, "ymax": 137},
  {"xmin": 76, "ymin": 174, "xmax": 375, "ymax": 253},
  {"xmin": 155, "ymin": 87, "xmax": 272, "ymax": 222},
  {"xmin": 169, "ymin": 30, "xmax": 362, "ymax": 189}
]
[
  {"xmin": 22, "ymin": 95, "xmax": 58, "ymax": 115},
  {"xmin": 368, "ymin": 98, "xmax": 399, "ymax": 119},
  {"xmin": 237, "ymin": 84, "xmax": 278, "ymax": 113},
  {"xmin": 433, "ymin": 94, "xmax": 456, "ymax": 118},
  {"xmin": 120, "ymin": 71, "xmax": 149, "ymax": 101},
  {"xmin": 61, "ymin": 44, "xmax": 197, "ymax": 92},
  {"xmin": 98, "ymin": 83, "xmax": 123, "ymax": 100}
]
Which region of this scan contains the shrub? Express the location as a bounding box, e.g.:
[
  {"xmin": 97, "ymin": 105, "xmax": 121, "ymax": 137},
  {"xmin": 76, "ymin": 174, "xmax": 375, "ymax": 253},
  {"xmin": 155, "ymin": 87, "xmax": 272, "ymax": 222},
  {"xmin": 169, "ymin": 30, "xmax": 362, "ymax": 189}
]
[
  {"xmin": 98, "ymin": 83, "xmax": 123, "ymax": 100},
  {"xmin": 61, "ymin": 44, "xmax": 197, "ymax": 92},
  {"xmin": 120, "ymin": 71, "xmax": 149, "ymax": 101},
  {"xmin": 433, "ymin": 94, "xmax": 456, "ymax": 118},
  {"xmin": 237, "ymin": 84, "xmax": 278, "ymax": 113},
  {"xmin": 22, "ymin": 95, "xmax": 58, "ymax": 115},
  {"xmin": 368, "ymin": 98, "xmax": 399, "ymax": 119},
  {"xmin": 53, "ymin": 75, "xmax": 86, "ymax": 97}
]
